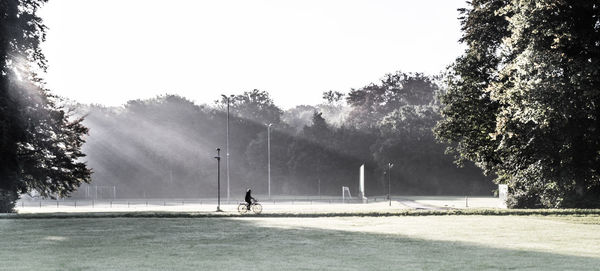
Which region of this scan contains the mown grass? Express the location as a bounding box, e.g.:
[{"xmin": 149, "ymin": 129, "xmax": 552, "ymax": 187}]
[
  {"xmin": 1, "ymin": 215, "xmax": 599, "ymax": 270},
  {"xmin": 3, "ymin": 208, "xmax": 600, "ymax": 219}
]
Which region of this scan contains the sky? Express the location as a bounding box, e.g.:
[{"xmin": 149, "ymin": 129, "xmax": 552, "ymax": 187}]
[{"xmin": 39, "ymin": 0, "xmax": 467, "ymax": 109}]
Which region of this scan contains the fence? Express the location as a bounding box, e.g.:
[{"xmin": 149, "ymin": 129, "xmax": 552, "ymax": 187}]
[{"xmin": 16, "ymin": 195, "xmax": 394, "ymax": 209}]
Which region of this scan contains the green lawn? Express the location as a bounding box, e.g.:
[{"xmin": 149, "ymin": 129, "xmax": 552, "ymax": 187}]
[{"xmin": 1, "ymin": 215, "xmax": 599, "ymax": 270}]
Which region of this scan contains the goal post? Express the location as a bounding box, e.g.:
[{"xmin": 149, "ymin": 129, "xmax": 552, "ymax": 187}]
[
  {"xmin": 85, "ymin": 185, "xmax": 117, "ymax": 200},
  {"xmin": 342, "ymin": 186, "xmax": 352, "ymax": 203}
]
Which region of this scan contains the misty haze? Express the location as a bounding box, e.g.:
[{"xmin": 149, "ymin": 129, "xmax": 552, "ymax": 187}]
[{"xmin": 2, "ymin": 1, "xmax": 600, "ymax": 270}]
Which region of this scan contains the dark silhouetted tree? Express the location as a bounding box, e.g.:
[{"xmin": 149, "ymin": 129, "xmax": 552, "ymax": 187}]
[{"xmin": 1, "ymin": 0, "xmax": 91, "ymax": 212}]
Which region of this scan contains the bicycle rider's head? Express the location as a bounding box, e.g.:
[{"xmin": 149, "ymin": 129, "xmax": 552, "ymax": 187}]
[{"xmin": 247, "ymin": 188, "xmax": 251, "ymax": 192}]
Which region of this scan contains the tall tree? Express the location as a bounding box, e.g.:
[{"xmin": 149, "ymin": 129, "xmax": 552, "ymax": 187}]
[
  {"xmin": 218, "ymin": 89, "xmax": 283, "ymax": 125},
  {"xmin": 346, "ymin": 72, "xmax": 437, "ymax": 129},
  {"xmin": 436, "ymin": 0, "xmax": 600, "ymax": 207},
  {"xmin": 1, "ymin": 0, "xmax": 91, "ymax": 212},
  {"xmin": 322, "ymin": 90, "xmax": 345, "ymax": 105}
]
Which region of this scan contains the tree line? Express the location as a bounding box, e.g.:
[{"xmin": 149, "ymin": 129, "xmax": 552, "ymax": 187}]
[
  {"xmin": 74, "ymin": 75, "xmax": 491, "ymax": 199},
  {"xmin": 3, "ymin": 0, "xmax": 600, "ymax": 211}
]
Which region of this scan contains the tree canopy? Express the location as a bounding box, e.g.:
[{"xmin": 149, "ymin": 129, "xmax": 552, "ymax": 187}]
[
  {"xmin": 0, "ymin": 0, "xmax": 91, "ymax": 212},
  {"xmin": 217, "ymin": 89, "xmax": 283, "ymax": 125},
  {"xmin": 78, "ymin": 72, "xmax": 491, "ymax": 199},
  {"xmin": 435, "ymin": 0, "xmax": 600, "ymax": 208}
]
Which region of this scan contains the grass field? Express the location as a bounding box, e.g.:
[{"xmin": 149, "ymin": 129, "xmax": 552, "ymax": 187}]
[{"xmin": 2, "ymin": 214, "xmax": 600, "ymax": 270}]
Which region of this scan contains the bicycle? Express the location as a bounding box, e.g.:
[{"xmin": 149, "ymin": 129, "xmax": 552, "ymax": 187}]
[{"xmin": 238, "ymin": 200, "xmax": 262, "ymax": 214}]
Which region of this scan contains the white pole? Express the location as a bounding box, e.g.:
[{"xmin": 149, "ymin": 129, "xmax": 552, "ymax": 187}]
[
  {"xmin": 359, "ymin": 164, "xmax": 365, "ymax": 200},
  {"xmin": 221, "ymin": 95, "xmax": 231, "ymax": 203},
  {"xmin": 388, "ymin": 162, "xmax": 394, "ymax": 207},
  {"xmin": 268, "ymin": 123, "xmax": 272, "ymax": 199},
  {"xmin": 227, "ymin": 99, "xmax": 230, "ymax": 203}
]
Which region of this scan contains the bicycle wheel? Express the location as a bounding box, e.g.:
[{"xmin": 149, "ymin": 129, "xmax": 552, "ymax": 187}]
[
  {"xmin": 251, "ymin": 203, "xmax": 262, "ymax": 214},
  {"xmin": 238, "ymin": 203, "xmax": 248, "ymax": 214}
]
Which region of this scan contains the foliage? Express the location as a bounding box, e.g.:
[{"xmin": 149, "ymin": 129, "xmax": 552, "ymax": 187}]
[
  {"xmin": 322, "ymin": 90, "xmax": 345, "ymax": 105},
  {"xmin": 344, "ymin": 71, "xmax": 492, "ymax": 194},
  {"xmin": 282, "ymin": 103, "xmax": 350, "ymax": 131},
  {"xmin": 0, "ymin": 0, "xmax": 91, "ymax": 212},
  {"xmin": 435, "ymin": 0, "xmax": 600, "ymax": 208},
  {"xmin": 80, "ymin": 69, "xmax": 492, "ymax": 198},
  {"xmin": 217, "ymin": 89, "xmax": 282, "ymax": 125},
  {"xmin": 282, "ymin": 105, "xmax": 318, "ymax": 133},
  {"xmin": 346, "ymin": 72, "xmax": 437, "ymax": 129}
]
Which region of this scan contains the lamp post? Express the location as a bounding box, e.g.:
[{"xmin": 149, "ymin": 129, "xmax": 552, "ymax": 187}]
[
  {"xmin": 388, "ymin": 162, "xmax": 394, "ymax": 206},
  {"xmin": 267, "ymin": 123, "xmax": 272, "ymax": 199},
  {"xmin": 214, "ymin": 148, "xmax": 223, "ymax": 212},
  {"xmin": 221, "ymin": 94, "xmax": 234, "ymax": 203}
]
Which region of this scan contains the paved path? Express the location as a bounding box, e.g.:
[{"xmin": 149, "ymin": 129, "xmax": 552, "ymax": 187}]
[
  {"xmin": 397, "ymin": 198, "xmax": 447, "ymax": 210},
  {"xmin": 14, "ymin": 198, "xmax": 451, "ymax": 215}
]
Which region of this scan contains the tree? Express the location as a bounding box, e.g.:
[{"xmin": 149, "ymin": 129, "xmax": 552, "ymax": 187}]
[
  {"xmin": 283, "ymin": 103, "xmax": 350, "ymax": 132},
  {"xmin": 302, "ymin": 112, "xmax": 331, "ymax": 143},
  {"xmin": 346, "ymin": 72, "xmax": 438, "ymax": 129},
  {"xmin": 282, "ymin": 105, "xmax": 318, "ymax": 133},
  {"xmin": 435, "ymin": 0, "xmax": 600, "ymax": 207},
  {"xmin": 218, "ymin": 89, "xmax": 283, "ymax": 125},
  {"xmin": 245, "ymin": 127, "xmax": 292, "ymax": 194},
  {"xmin": 0, "ymin": 0, "xmax": 91, "ymax": 212},
  {"xmin": 285, "ymin": 112, "xmax": 361, "ymax": 195},
  {"xmin": 322, "ymin": 90, "xmax": 345, "ymax": 105}
]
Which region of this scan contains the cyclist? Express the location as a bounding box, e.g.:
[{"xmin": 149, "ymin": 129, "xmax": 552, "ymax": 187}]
[{"xmin": 245, "ymin": 188, "xmax": 256, "ymax": 210}]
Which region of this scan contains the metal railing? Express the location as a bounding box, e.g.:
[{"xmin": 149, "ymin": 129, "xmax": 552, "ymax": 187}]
[{"xmin": 16, "ymin": 196, "xmax": 391, "ymax": 209}]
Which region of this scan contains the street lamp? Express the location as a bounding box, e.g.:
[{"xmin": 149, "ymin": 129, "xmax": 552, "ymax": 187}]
[
  {"xmin": 267, "ymin": 123, "xmax": 272, "ymax": 199},
  {"xmin": 214, "ymin": 148, "xmax": 223, "ymax": 212},
  {"xmin": 388, "ymin": 162, "xmax": 394, "ymax": 206},
  {"xmin": 221, "ymin": 94, "xmax": 234, "ymax": 203}
]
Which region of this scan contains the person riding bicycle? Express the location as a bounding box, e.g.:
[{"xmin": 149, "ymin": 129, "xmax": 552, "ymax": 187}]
[{"xmin": 245, "ymin": 188, "xmax": 256, "ymax": 210}]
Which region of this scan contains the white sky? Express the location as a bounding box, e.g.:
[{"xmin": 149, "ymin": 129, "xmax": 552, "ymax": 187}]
[{"xmin": 39, "ymin": 0, "xmax": 466, "ymax": 109}]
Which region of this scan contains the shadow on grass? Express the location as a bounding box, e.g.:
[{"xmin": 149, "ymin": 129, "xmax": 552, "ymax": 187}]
[
  {"xmin": 4, "ymin": 208, "xmax": 600, "ymax": 219},
  {"xmin": 0, "ymin": 217, "xmax": 598, "ymax": 270}
]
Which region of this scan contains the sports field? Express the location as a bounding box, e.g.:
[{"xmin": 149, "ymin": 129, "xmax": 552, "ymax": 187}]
[
  {"xmin": 2, "ymin": 211, "xmax": 600, "ymax": 270},
  {"xmin": 13, "ymin": 196, "xmax": 499, "ymax": 214}
]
